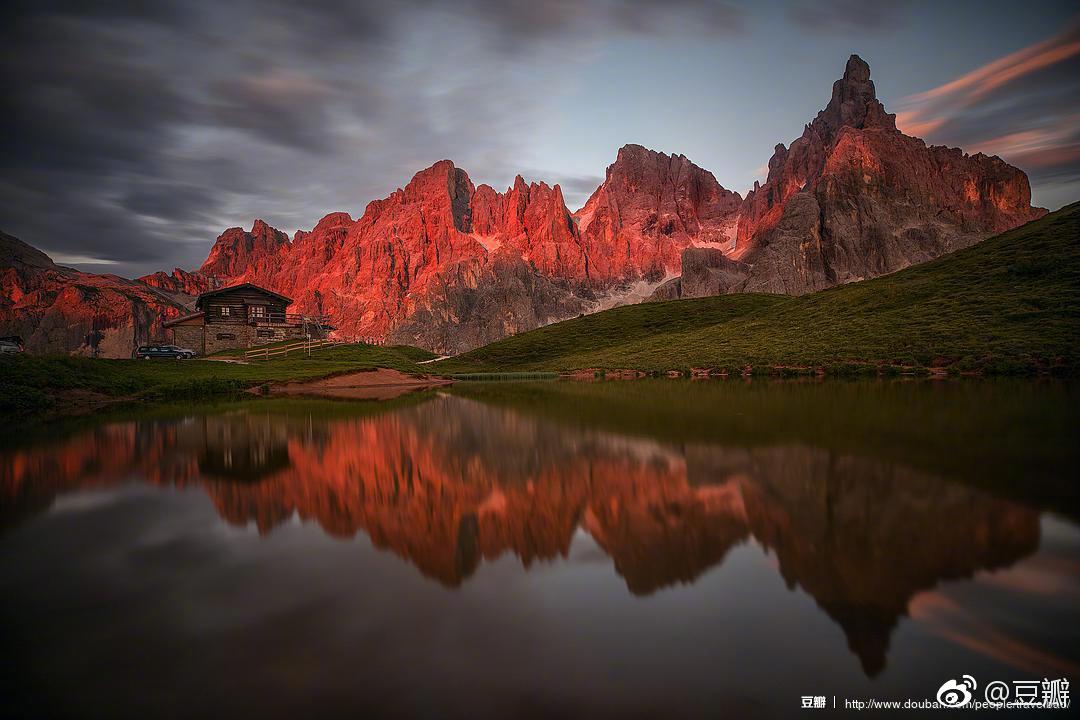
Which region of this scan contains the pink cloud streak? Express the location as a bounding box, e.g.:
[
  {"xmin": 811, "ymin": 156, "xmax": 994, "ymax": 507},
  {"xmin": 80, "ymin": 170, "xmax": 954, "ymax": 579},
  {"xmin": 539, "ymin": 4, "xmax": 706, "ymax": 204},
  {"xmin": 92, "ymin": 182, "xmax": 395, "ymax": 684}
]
[
  {"xmin": 906, "ymin": 24, "xmax": 1080, "ymax": 106},
  {"xmin": 894, "ymin": 23, "xmax": 1080, "ymax": 175}
]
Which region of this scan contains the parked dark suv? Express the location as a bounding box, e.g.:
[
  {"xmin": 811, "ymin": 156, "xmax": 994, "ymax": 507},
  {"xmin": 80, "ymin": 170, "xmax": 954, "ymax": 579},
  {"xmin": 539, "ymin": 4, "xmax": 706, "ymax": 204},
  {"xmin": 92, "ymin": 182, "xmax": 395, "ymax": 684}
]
[
  {"xmin": 133, "ymin": 345, "xmax": 196, "ymax": 360},
  {"xmin": 0, "ymin": 336, "xmax": 24, "ymax": 354}
]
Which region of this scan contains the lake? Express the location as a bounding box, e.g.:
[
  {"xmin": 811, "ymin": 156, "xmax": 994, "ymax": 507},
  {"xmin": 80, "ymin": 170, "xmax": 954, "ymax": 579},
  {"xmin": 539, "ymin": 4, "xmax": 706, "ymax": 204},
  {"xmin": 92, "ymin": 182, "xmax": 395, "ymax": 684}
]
[{"xmin": 1, "ymin": 380, "xmax": 1077, "ymax": 718}]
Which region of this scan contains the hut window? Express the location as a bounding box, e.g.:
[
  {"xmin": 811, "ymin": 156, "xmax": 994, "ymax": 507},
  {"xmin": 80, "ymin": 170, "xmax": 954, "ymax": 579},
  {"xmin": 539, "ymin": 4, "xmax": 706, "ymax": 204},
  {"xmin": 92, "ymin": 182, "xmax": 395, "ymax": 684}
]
[
  {"xmin": 220, "ymin": 306, "xmax": 230, "ymax": 317},
  {"xmin": 257, "ymin": 329, "xmax": 274, "ymax": 338},
  {"xmin": 216, "ymin": 333, "xmax": 236, "ymax": 341},
  {"xmin": 250, "ymin": 305, "xmax": 266, "ymax": 318}
]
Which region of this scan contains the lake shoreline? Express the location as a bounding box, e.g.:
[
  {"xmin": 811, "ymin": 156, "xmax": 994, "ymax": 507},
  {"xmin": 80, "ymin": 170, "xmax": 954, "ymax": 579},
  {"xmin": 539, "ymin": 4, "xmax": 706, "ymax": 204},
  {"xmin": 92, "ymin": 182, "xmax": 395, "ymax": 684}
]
[
  {"xmin": 5, "ymin": 356, "xmax": 1074, "ymax": 424},
  {"xmin": 0, "ymin": 344, "xmax": 439, "ymax": 422}
]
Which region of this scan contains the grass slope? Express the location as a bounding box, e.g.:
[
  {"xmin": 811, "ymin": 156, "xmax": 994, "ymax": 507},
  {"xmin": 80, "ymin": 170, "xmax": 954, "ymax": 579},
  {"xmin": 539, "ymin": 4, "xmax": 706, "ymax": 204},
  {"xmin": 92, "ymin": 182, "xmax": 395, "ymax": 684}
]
[
  {"xmin": 438, "ymin": 202, "xmax": 1080, "ymax": 375},
  {"xmin": 0, "ymin": 343, "xmax": 431, "ymax": 417}
]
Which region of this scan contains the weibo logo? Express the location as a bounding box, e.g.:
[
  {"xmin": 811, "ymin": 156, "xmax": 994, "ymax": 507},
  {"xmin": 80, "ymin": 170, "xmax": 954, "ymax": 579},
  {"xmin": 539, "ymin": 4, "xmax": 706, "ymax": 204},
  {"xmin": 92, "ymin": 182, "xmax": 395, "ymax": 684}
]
[{"xmin": 937, "ymin": 676, "xmax": 977, "ymax": 707}]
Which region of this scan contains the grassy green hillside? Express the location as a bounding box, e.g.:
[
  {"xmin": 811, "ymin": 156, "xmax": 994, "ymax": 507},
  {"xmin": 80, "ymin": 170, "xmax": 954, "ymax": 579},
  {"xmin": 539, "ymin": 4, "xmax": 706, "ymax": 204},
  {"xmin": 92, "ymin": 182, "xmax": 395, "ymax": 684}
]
[
  {"xmin": 0, "ymin": 343, "xmax": 433, "ymax": 417},
  {"xmin": 437, "ymin": 202, "xmax": 1080, "ymax": 375}
]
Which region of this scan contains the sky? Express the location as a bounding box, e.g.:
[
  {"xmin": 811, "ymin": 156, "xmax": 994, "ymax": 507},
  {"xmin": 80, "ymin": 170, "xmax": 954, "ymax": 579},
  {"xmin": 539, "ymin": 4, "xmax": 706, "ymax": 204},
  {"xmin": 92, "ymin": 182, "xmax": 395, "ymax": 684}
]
[{"xmin": 1, "ymin": 0, "xmax": 1077, "ymax": 278}]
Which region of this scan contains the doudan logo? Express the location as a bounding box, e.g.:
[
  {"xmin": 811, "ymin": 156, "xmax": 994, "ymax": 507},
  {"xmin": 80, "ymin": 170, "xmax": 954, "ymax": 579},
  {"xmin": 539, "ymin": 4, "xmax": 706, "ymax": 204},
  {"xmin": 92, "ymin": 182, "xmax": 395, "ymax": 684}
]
[{"xmin": 937, "ymin": 676, "xmax": 977, "ymax": 707}]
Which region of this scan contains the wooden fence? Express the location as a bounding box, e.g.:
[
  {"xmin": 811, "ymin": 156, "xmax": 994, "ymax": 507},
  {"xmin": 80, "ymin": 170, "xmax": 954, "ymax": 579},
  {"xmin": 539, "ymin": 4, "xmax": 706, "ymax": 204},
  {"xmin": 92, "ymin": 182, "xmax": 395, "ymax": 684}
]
[{"xmin": 244, "ymin": 338, "xmax": 340, "ymax": 361}]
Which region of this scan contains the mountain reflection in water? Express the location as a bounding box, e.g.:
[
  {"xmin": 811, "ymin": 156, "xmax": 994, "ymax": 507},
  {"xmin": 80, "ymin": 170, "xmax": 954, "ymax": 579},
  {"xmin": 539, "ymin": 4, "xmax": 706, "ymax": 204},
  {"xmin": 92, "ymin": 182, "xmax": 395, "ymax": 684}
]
[{"xmin": 3, "ymin": 381, "xmax": 1072, "ymax": 682}]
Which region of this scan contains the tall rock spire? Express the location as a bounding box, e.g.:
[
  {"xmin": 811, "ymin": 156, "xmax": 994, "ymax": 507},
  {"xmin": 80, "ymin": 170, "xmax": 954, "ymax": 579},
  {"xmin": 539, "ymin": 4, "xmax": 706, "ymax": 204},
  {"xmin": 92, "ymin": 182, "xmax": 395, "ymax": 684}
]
[
  {"xmin": 677, "ymin": 53, "xmax": 1044, "ymax": 299},
  {"xmin": 812, "ymin": 54, "xmax": 897, "ymax": 141}
]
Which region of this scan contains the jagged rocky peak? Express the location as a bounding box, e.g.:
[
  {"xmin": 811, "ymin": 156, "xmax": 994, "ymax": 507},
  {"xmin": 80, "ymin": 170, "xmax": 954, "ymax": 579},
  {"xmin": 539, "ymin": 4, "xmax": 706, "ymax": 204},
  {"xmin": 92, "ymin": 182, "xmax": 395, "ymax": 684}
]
[
  {"xmin": 138, "ymin": 267, "xmax": 212, "ymax": 297},
  {"xmin": 606, "ymin": 144, "xmax": 727, "ymax": 191},
  {"xmin": 218, "ymin": 218, "xmax": 290, "ymax": 255},
  {"xmin": 1, "ymin": 230, "xmax": 59, "ymax": 272},
  {"xmin": 250, "ymin": 218, "xmax": 283, "ymax": 238},
  {"xmin": 577, "ymin": 143, "xmax": 741, "ymax": 233},
  {"xmin": 394, "ymin": 159, "xmax": 475, "ymax": 233},
  {"xmin": 613, "ymin": 142, "xmax": 653, "ymax": 167},
  {"xmin": 767, "ymin": 143, "xmax": 789, "ymax": 182},
  {"xmin": 402, "ymin": 159, "xmax": 472, "ymax": 199},
  {"xmin": 813, "ymin": 54, "xmax": 896, "ymax": 139},
  {"xmin": 199, "ymin": 218, "xmax": 290, "ymax": 277},
  {"xmin": 470, "ymin": 174, "xmax": 575, "ymax": 241},
  {"xmin": 666, "ymin": 53, "xmax": 1045, "ymax": 299}
]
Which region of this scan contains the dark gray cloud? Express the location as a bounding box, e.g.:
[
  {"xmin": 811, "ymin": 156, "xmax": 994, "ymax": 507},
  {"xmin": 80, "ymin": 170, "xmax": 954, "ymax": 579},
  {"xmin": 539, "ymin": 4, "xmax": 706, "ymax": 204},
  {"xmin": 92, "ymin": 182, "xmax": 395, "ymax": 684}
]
[
  {"xmin": 444, "ymin": 0, "xmax": 745, "ymax": 46},
  {"xmin": 208, "ymin": 70, "xmax": 339, "ymax": 152},
  {"xmin": 120, "ymin": 183, "xmax": 218, "ymax": 223},
  {"xmin": 789, "ymin": 0, "xmax": 912, "ymax": 32},
  {"xmin": 0, "ymin": 0, "xmax": 753, "ymax": 277},
  {"xmin": 1, "ymin": 1, "xmax": 1074, "ymax": 277}
]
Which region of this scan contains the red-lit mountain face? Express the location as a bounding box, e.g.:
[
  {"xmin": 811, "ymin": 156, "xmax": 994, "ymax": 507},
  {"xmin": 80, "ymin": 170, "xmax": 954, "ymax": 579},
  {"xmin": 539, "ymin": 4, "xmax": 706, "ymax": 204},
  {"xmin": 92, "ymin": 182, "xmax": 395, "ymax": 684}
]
[
  {"xmin": 2, "ymin": 55, "xmax": 1045, "ymax": 356},
  {"xmin": 0, "ymin": 232, "xmax": 187, "ymax": 356},
  {"xmin": 652, "ymin": 55, "xmax": 1046, "ymax": 300},
  {"xmin": 134, "ymin": 149, "xmax": 744, "ymax": 353}
]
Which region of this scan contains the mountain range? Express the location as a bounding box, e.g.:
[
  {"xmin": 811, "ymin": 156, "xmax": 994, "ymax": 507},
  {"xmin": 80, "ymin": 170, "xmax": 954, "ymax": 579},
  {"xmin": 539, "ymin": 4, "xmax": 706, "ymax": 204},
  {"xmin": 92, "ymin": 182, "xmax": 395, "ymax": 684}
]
[{"xmin": 1, "ymin": 56, "xmax": 1047, "ymax": 356}]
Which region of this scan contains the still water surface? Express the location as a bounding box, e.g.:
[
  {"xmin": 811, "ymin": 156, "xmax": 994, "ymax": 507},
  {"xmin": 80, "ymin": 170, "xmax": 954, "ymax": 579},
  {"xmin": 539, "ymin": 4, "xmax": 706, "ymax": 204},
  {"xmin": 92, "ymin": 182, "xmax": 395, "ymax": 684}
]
[{"xmin": 1, "ymin": 380, "xmax": 1077, "ymax": 718}]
